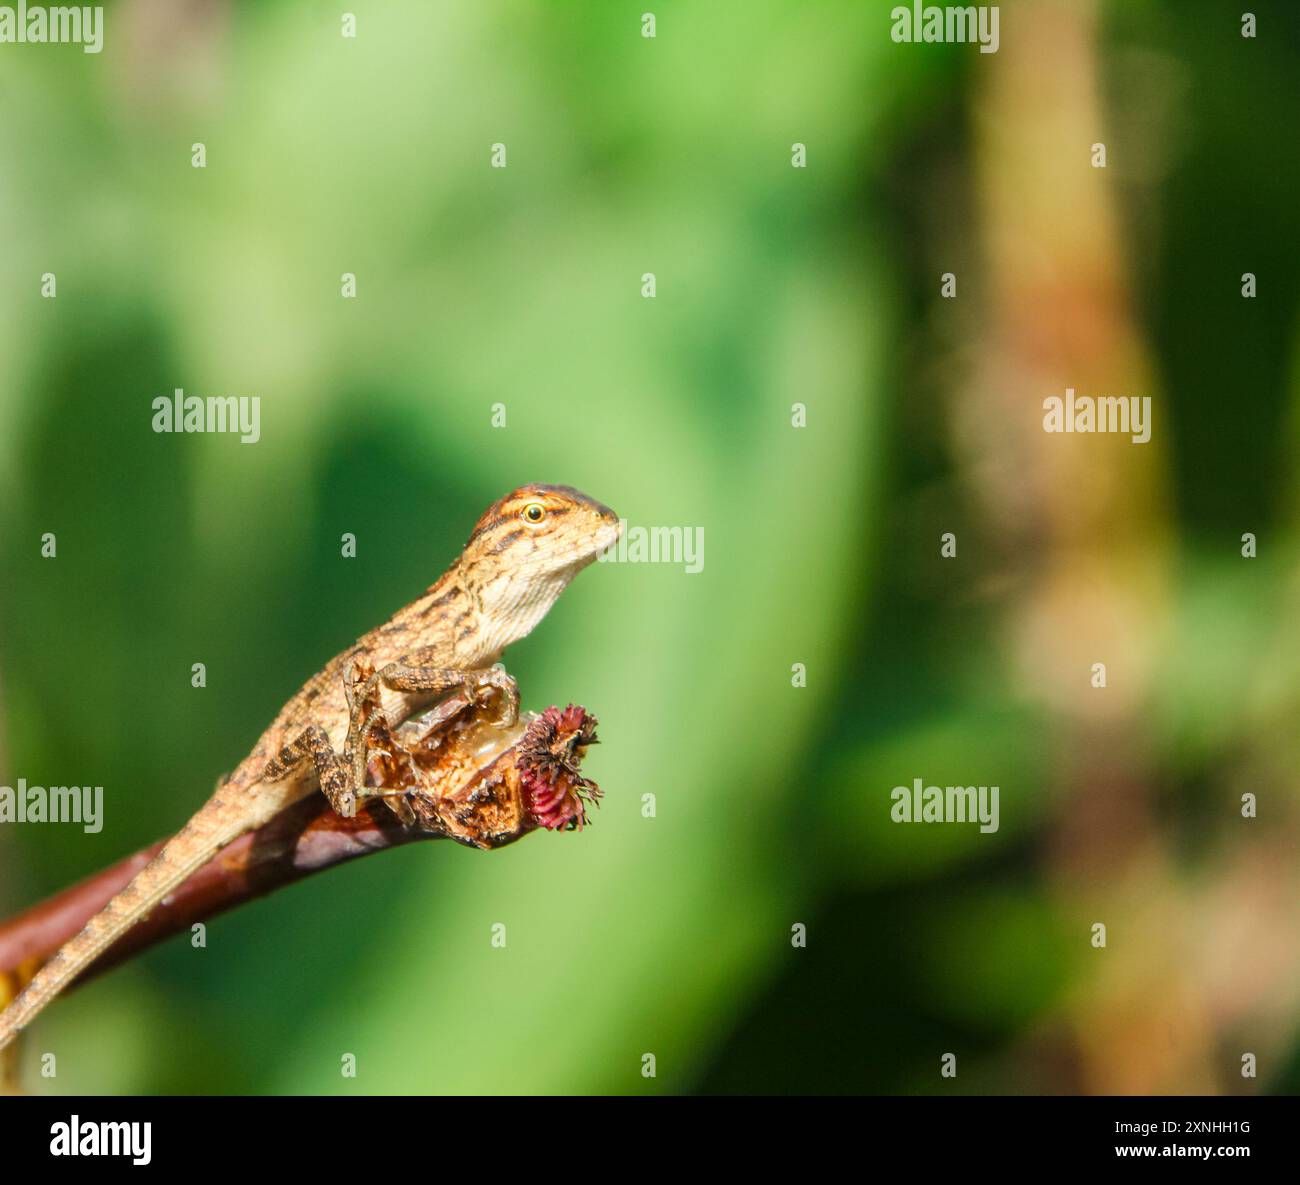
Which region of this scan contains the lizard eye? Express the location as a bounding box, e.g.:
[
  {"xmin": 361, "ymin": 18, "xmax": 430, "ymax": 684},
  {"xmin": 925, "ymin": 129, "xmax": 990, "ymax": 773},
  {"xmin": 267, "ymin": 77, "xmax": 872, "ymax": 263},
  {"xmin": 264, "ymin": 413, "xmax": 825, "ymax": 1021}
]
[{"xmin": 522, "ymin": 502, "xmax": 547, "ymax": 525}]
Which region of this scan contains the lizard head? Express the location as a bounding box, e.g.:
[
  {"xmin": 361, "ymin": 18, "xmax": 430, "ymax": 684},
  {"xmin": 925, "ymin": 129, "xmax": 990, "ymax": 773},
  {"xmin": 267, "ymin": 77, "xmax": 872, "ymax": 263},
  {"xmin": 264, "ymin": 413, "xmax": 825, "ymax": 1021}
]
[{"xmin": 459, "ymin": 484, "xmax": 622, "ymax": 653}]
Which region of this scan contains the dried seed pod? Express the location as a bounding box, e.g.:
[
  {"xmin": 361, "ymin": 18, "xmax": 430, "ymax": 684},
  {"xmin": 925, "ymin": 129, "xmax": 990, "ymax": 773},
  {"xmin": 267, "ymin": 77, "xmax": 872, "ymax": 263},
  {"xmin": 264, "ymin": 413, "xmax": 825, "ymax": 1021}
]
[{"xmin": 362, "ymin": 691, "xmax": 602, "ymax": 848}]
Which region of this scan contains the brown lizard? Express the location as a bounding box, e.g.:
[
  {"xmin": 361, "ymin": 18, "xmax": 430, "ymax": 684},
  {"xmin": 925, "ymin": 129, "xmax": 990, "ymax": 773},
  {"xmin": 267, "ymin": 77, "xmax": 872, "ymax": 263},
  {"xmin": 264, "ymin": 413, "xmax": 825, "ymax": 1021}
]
[{"xmin": 0, "ymin": 483, "xmax": 620, "ymax": 1053}]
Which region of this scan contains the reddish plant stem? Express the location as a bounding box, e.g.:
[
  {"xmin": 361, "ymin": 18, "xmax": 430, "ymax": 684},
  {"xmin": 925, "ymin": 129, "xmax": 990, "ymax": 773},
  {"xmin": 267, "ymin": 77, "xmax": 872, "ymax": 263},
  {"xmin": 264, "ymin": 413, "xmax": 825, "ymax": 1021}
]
[{"xmin": 0, "ymin": 796, "xmax": 434, "ymax": 994}]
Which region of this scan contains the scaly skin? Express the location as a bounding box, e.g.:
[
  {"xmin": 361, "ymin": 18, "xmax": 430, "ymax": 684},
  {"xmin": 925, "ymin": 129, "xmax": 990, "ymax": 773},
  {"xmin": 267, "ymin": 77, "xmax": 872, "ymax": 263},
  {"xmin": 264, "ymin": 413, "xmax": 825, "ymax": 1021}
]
[{"xmin": 0, "ymin": 483, "xmax": 621, "ymax": 1053}]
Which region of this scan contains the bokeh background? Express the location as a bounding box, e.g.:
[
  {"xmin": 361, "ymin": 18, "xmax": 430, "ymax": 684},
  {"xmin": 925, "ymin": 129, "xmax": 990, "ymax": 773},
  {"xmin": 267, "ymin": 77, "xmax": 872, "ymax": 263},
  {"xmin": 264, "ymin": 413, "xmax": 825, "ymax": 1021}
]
[{"xmin": 2, "ymin": 0, "xmax": 1299, "ymax": 1094}]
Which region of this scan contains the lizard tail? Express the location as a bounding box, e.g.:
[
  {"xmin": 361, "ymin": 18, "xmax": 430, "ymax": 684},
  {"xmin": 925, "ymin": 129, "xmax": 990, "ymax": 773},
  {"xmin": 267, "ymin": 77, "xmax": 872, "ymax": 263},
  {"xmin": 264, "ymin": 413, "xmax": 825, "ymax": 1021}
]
[{"xmin": 0, "ymin": 784, "xmax": 279, "ymax": 1054}]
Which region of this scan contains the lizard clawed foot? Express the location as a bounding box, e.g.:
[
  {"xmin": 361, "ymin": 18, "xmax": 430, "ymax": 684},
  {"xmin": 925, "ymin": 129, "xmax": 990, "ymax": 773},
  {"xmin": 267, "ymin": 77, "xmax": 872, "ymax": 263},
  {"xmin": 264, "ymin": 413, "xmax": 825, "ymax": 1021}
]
[
  {"xmin": 469, "ymin": 664, "xmax": 520, "ymax": 727},
  {"xmin": 340, "ymin": 656, "xmax": 522, "ymax": 823}
]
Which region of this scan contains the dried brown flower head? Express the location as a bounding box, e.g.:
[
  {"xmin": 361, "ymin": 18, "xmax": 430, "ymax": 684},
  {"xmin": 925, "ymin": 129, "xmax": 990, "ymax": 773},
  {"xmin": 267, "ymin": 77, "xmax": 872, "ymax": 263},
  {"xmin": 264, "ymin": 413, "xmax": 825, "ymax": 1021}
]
[
  {"xmin": 358, "ymin": 688, "xmax": 602, "ymax": 849},
  {"xmin": 517, "ymin": 704, "xmax": 602, "ymax": 831}
]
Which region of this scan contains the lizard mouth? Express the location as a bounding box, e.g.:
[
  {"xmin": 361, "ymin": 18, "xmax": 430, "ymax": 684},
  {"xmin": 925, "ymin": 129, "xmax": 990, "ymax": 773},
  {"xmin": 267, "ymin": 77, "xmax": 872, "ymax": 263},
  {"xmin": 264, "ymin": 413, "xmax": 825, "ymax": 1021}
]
[{"xmin": 594, "ymin": 516, "xmax": 623, "ymax": 556}]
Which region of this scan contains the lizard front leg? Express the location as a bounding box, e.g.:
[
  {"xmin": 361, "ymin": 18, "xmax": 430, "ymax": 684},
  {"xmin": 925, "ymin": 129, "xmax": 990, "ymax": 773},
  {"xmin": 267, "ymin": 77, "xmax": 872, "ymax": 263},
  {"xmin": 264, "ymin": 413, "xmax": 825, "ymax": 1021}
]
[
  {"xmin": 344, "ymin": 652, "xmax": 519, "ymax": 797},
  {"xmin": 260, "ymin": 724, "xmax": 363, "ymax": 818}
]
